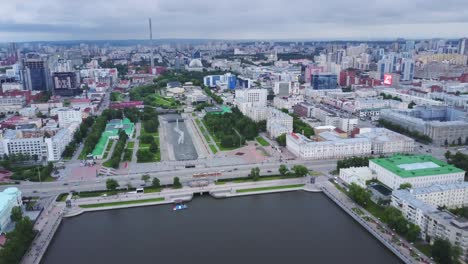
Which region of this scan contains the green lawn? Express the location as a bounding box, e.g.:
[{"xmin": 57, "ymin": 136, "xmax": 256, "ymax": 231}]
[
  {"xmin": 236, "ymin": 184, "xmax": 305, "ymax": 193},
  {"xmin": 365, "ymin": 201, "xmax": 387, "ymax": 220},
  {"xmin": 56, "ymin": 193, "xmax": 69, "ymax": 202},
  {"xmin": 216, "ymin": 175, "xmax": 296, "ymax": 185},
  {"xmin": 415, "ymin": 242, "xmax": 432, "ymax": 257},
  {"xmin": 153, "ymin": 95, "xmax": 178, "ymax": 108},
  {"xmin": 127, "ymin": 141, "xmax": 135, "ymax": 149},
  {"xmin": 137, "ymin": 127, "xmax": 160, "ymax": 162},
  {"xmin": 209, "ymin": 144, "xmax": 218, "ymax": 154},
  {"xmin": 256, "ymin": 136, "xmax": 270, "ymax": 146},
  {"xmin": 144, "ymin": 187, "xmax": 162, "ymax": 193},
  {"xmin": 80, "ymin": 197, "xmax": 165, "ymax": 208}
]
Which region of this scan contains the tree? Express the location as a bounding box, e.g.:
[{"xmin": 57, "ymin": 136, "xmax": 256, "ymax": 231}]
[
  {"xmin": 137, "ymin": 149, "xmax": 153, "ymax": 162},
  {"xmin": 406, "ymin": 223, "xmax": 420, "ymax": 242},
  {"xmin": 139, "ymin": 134, "xmax": 154, "ymax": 144},
  {"xmin": 292, "ymin": 165, "xmax": 309, "ymax": 177},
  {"xmin": 348, "ymin": 183, "xmax": 371, "ymax": 207},
  {"xmin": 149, "ymin": 142, "xmax": 158, "ymax": 153},
  {"xmin": 10, "ymin": 206, "xmax": 22, "ymax": 222},
  {"xmin": 276, "ymin": 133, "xmax": 286, "ymax": 147},
  {"xmin": 152, "ymin": 177, "xmax": 161, "ymax": 188},
  {"xmin": 445, "ymin": 150, "xmax": 452, "ymax": 161},
  {"xmin": 408, "ymin": 101, "xmax": 416, "ymax": 109},
  {"xmin": 141, "ymin": 174, "xmax": 150, "ymax": 184},
  {"xmin": 279, "ymin": 164, "xmax": 288, "ymax": 176},
  {"xmin": 106, "ymin": 178, "xmax": 119, "ymax": 192},
  {"xmin": 458, "ymin": 137, "xmax": 462, "ymax": 146},
  {"xmin": 398, "ymin": 183, "xmax": 412, "ymax": 190},
  {"xmin": 173, "ymin": 177, "xmax": 182, "ymax": 189},
  {"xmin": 249, "ymin": 167, "xmax": 260, "ymax": 181},
  {"xmin": 432, "ymin": 238, "xmax": 462, "ymax": 264},
  {"xmin": 444, "ymin": 139, "xmax": 449, "ymax": 146}
]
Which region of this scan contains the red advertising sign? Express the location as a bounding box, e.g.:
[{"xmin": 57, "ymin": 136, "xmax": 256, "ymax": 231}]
[{"xmin": 383, "ymin": 74, "xmax": 393, "ymax": 86}]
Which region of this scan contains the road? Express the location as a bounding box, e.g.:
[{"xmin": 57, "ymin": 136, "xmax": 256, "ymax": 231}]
[{"xmin": 1, "ymin": 159, "xmax": 337, "ymax": 196}]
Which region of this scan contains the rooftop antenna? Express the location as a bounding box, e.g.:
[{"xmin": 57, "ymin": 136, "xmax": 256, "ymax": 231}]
[{"xmin": 149, "ymin": 18, "xmax": 154, "ymax": 70}]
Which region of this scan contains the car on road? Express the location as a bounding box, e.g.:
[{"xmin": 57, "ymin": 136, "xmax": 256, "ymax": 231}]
[
  {"xmin": 63, "ymin": 183, "xmax": 68, "ymax": 186},
  {"xmin": 233, "ymin": 168, "xmax": 238, "ymax": 171},
  {"xmin": 32, "ymin": 190, "xmax": 37, "ymax": 193}
]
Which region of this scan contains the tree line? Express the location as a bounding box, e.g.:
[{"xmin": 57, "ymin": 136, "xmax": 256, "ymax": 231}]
[
  {"xmin": 62, "ymin": 116, "xmax": 95, "ymax": 159},
  {"xmin": 445, "ymin": 151, "xmax": 468, "ymax": 178},
  {"xmin": 104, "ymin": 130, "xmax": 128, "ymax": 169},
  {"xmin": 0, "ymin": 215, "xmax": 35, "ymax": 264},
  {"xmin": 347, "ymin": 183, "xmax": 420, "ymax": 242},
  {"xmin": 336, "ymin": 156, "xmax": 370, "ymax": 172}
]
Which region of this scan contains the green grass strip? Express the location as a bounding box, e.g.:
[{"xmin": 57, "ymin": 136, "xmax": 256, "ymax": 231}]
[
  {"xmin": 236, "ymin": 184, "xmax": 304, "ymax": 193},
  {"xmin": 256, "ymin": 136, "xmax": 270, "ymax": 146},
  {"xmin": 80, "ymin": 197, "xmax": 165, "ymax": 208}
]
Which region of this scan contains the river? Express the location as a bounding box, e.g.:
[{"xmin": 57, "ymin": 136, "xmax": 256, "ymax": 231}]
[{"xmin": 42, "ymin": 192, "xmax": 402, "ymax": 264}]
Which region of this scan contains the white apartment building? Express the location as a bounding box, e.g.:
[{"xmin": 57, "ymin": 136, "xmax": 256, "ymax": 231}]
[
  {"xmin": 57, "ymin": 108, "xmax": 82, "ymax": 128},
  {"xmin": 273, "ymin": 95, "xmax": 304, "ymax": 111},
  {"xmin": 355, "ymin": 128, "xmax": 415, "ymax": 155},
  {"xmin": 242, "ymin": 106, "xmax": 269, "ymax": 122},
  {"xmin": 0, "ymin": 130, "xmax": 46, "ymax": 158},
  {"xmin": 45, "ymin": 122, "xmax": 79, "ymax": 161},
  {"xmin": 286, "ymin": 132, "xmax": 372, "ymax": 160},
  {"xmin": 391, "ymin": 184, "xmax": 468, "ymax": 262},
  {"xmin": 369, "ymin": 155, "xmax": 465, "ymax": 190},
  {"xmin": 1, "ymin": 83, "xmax": 22, "ymax": 93},
  {"xmin": 267, "ymin": 108, "xmax": 293, "ymax": 138},
  {"xmin": 234, "ymin": 89, "xmax": 268, "ymax": 121}
]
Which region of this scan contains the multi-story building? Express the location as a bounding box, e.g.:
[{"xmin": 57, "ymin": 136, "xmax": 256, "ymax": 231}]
[
  {"xmin": 286, "ymin": 132, "xmax": 372, "ymax": 160},
  {"xmin": 459, "ymin": 38, "xmax": 468, "ymax": 56},
  {"xmin": 369, "ymin": 155, "xmax": 465, "ymax": 190},
  {"xmin": 57, "ymin": 108, "xmax": 82, "ymax": 128},
  {"xmin": 45, "ymin": 122, "xmax": 78, "ymax": 161},
  {"xmin": 52, "ymin": 72, "xmax": 80, "ymax": 96},
  {"xmin": 380, "ymin": 106, "xmax": 468, "ymax": 146},
  {"xmin": 354, "ymin": 128, "xmax": 415, "ymax": 155},
  {"xmin": 0, "ymin": 130, "xmax": 47, "ymax": 158},
  {"xmin": 1, "ymin": 82, "xmax": 23, "ymax": 93},
  {"xmin": 0, "ymin": 187, "xmax": 22, "ymax": 233},
  {"xmin": 22, "ymin": 59, "xmax": 49, "ymax": 91},
  {"xmin": 203, "ymin": 73, "xmax": 237, "ymax": 89},
  {"xmin": 391, "ymin": 183, "xmax": 468, "ymax": 262},
  {"xmin": 311, "ymin": 73, "xmax": 338, "ymax": 90},
  {"xmin": 400, "ymin": 58, "xmax": 415, "ymax": 81},
  {"xmin": 267, "ymin": 108, "xmax": 293, "ymax": 138},
  {"xmin": 0, "ymin": 95, "xmax": 26, "ymax": 112},
  {"xmin": 234, "ymin": 88, "xmax": 268, "ymax": 121}
]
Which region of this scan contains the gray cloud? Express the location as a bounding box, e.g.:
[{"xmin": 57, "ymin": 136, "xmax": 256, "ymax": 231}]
[{"xmin": 1, "ymin": 0, "xmax": 468, "ymax": 41}]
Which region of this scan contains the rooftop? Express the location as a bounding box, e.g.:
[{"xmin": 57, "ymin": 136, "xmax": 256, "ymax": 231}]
[{"xmin": 371, "ymin": 155, "xmax": 464, "ymax": 178}]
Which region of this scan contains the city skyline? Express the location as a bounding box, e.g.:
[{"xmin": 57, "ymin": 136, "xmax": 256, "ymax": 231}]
[{"xmin": 2, "ymin": 0, "xmax": 468, "ymax": 42}]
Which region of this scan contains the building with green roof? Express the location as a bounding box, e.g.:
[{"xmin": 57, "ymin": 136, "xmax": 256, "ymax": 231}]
[
  {"xmin": 91, "ymin": 118, "xmax": 134, "ymax": 159},
  {"xmin": 369, "ymin": 155, "xmax": 465, "ymax": 190}
]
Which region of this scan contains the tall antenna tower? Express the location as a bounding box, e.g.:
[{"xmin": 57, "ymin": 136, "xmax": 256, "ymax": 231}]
[{"xmin": 148, "ymin": 18, "xmax": 154, "ymax": 70}]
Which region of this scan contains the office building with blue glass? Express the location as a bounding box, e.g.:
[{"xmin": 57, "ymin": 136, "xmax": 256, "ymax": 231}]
[
  {"xmin": 203, "ymin": 73, "xmax": 237, "ymax": 89},
  {"xmin": 311, "ymin": 73, "xmax": 338, "ymax": 90}
]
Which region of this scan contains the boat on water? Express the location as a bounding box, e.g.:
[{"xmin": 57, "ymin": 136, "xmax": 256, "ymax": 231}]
[{"xmin": 173, "ymin": 204, "xmax": 188, "ymax": 211}]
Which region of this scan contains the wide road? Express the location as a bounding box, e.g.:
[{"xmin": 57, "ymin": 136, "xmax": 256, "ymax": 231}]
[{"xmin": 1, "ymin": 159, "xmax": 337, "ymax": 197}]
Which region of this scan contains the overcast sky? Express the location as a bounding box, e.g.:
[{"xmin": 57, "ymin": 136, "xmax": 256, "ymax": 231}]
[{"xmin": 2, "ymin": 0, "xmax": 468, "ymax": 42}]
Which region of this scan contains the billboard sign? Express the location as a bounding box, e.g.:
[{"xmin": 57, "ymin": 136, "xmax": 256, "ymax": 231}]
[{"xmin": 383, "ymin": 74, "xmax": 393, "ymax": 86}]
